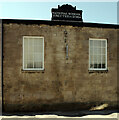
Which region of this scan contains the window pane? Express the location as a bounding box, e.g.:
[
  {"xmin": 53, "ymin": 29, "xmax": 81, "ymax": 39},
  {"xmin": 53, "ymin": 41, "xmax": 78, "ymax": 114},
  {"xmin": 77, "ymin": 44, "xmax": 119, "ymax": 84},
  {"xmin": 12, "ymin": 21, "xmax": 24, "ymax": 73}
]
[
  {"xmin": 34, "ymin": 45, "xmax": 43, "ymax": 53},
  {"xmin": 97, "ymin": 64, "xmax": 101, "ymax": 68},
  {"xmin": 27, "ymin": 61, "xmax": 33, "ymax": 68},
  {"xmin": 101, "ymin": 48, "xmax": 106, "ymax": 55},
  {"xmin": 102, "ymin": 64, "xmax": 105, "ymax": 68},
  {"xmin": 90, "ymin": 55, "xmax": 93, "ymax": 63},
  {"xmin": 34, "ymin": 54, "xmax": 43, "ymax": 62},
  {"xmin": 101, "ymin": 41, "xmax": 106, "ymax": 48},
  {"xmin": 34, "ymin": 61, "xmax": 42, "ymax": 68},
  {"xmin": 90, "ymin": 64, "xmax": 94, "ymax": 68},
  {"xmin": 28, "ymin": 38, "xmax": 34, "ymax": 45},
  {"xmin": 93, "ymin": 48, "xmax": 97, "ymax": 55},
  {"xmin": 94, "ymin": 64, "xmax": 97, "ymax": 68},
  {"xmin": 93, "ymin": 55, "xmax": 97, "ymax": 68},
  {"xmin": 93, "ymin": 55, "xmax": 97, "ymax": 64},
  {"xmin": 90, "ymin": 55, "xmax": 94, "ymax": 68},
  {"xmin": 24, "ymin": 60, "xmax": 27, "ymax": 69},
  {"xmin": 94, "ymin": 40, "xmax": 97, "ymax": 47},
  {"xmin": 90, "ymin": 48, "xmax": 93, "ymax": 55},
  {"xmin": 97, "ymin": 40, "xmax": 101, "ymax": 47},
  {"xmin": 27, "ymin": 53, "xmax": 33, "ymax": 61},
  {"xmin": 23, "ymin": 37, "xmax": 44, "ymax": 70},
  {"xmin": 97, "ymin": 48, "xmax": 101, "ymax": 55},
  {"xmin": 89, "ymin": 39, "xmax": 107, "ymax": 70},
  {"xmin": 34, "ymin": 38, "xmax": 43, "ymax": 45},
  {"xmin": 94, "ymin": 48, "xmax": 101, "ymax": 55},
  {"xmin": 102, "ymin": 55, "xmax": 106, "ymax": 64},
  {"xmin": 97, "ymin": 55, "xmax": 101, "ymax": 64},
  {"xmin": 97, "ymin": 55, "xmax": 101, "ymax": 68},
  {"xmin": 101, "ymin": 55, "xmax": 106, "ymax": 68},
  {"xmin": 90, "ymin": 40, "xmax": 93, "ymax": 48}
]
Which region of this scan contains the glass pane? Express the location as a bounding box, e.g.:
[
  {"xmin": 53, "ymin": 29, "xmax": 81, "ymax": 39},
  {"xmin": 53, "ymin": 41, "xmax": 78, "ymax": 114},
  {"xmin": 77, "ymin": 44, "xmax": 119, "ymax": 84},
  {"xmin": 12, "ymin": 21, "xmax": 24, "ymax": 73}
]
[
  {"xmin": 102, "ymin": 55, "xmax": 106, "ymax": 64},
  {"xmin": 101, "ymin": 55, "xmax": 106, "ymax": 68},
  {"xmin": 27, "ymin": 61, "xmax": 33, "ymax": 68},
  {"xmin": 93, "ymin": 55, "xmax": 97, "ymax": 64},
  {"xmin": 24, "ymin": 60, "xmax": 27, "ymax": 69},
  {"xmin": 34, "ymin": 45, "xmax": 43, "ymax": 53},
  {"xmin": 97, "ymin": 40, "xmax": 101, "ymax": 48},
  {"xmin": 97, "ymin": 48, "xmax": 101, "ymax": 55},
  {"xmin": 94, "ymin": 64, "xmax": 97, "ymax": 68},
  {"xmin": 93, "ymin": 48, "xmax": 97, "ymax": 55},
  {"xmin": 24, "ymin": 39, "xmax": 28, "ymax": 61},
  {"xmin": 27, "ymin": 53, "xmax": 33, "ymax": 61},
  {"xmin": 94, "ymin": 48, "xmax": 101, "ymax": 55},
  {"xmin": 90, "ymin": 40, "xmax": 93, "ymax": 48},
  {"xmin": 101, "ymin": 48, "xmax": 106, "ymax": 55},
  {"xmin": 93, "ymin": 55, "xmax": 97, "ymax": 68},
  {"xmin": 34, "ymin": 61, "xmax": 42, "ymax": 68},
  {"xmin": 97, "ymin": 64, "xmax": 101, "ymax": 68},
  {"xmin": 94, "ymin": 40, "xmax": 97, "ymax": 47},
  {"xmin": 102, "ymin": 64, "xmax": 105, "ymax": 68},
  {"xmin": 90, "ymin": 55, "xmax": 93, "ymax": 63},
  {"xmin": 101, "ymin": 41, "xmax": 106, "ymax": 48},
  {"xmin": 23, "ymin": 37, "xmax": 44, "ymax": 69},
  {"xmin": 90, "ymin": 55, "xmax": 94, "ymax": 68},
  {"xmin": 24, "ymin": 40, "xmax": 28, "ymax": 51},
  {"xmin": 97, "ymin": 55, "xmax": 101, "ymax": 68},
  {"xmin": 28, "ymin": 38, "xmax": 34, "ymax": 45},
  {"xmin": 90, "ymin": 64, "xmax": 94, "ymax": 68},
  {"xmin": 34, "ymin": 53, "xmax": 43, "ymax": 62},
  {"xmin": 24, "ymin": 52, "xmax": 27, "ymax": 61},
  {"xmin": 90, "ymin": 48, "xmax": 93, "ymax": 55},
  {"xmin": 34, "ymin": 38, "xmax": 43, "ymax": 46},
  {"xmin": 97, "ymin": 55, "xmax": 101, "ymax": 64}
]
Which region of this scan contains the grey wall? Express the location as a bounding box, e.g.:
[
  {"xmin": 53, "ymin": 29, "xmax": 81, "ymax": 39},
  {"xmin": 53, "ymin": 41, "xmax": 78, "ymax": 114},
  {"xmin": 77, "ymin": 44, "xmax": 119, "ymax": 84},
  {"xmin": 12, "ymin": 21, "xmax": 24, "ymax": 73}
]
[{"xmin": 2, "ymin": 23, "xmax": 118, "ymax": 112}]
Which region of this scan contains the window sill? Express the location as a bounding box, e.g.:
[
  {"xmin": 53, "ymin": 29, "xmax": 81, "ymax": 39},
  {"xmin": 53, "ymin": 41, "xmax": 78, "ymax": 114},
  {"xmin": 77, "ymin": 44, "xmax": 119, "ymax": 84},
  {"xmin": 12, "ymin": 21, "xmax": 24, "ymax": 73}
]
[
  {"xmin": 88, "ymin": 69, "xmax": 108, "ymax": 73},
  {"xmin": 21, "ymin": 69, "xmax": 45, "ymax": 73}
]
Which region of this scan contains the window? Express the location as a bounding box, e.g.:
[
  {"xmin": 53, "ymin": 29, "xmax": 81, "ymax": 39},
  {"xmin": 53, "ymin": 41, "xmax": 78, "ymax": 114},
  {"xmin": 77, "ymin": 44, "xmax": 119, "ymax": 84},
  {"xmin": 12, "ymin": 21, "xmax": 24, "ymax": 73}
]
[
  {"xmin": 23, "ymin": 36, "xmax": 44, "ymax": 70},
  {"xmin": 89, "ymin": 38, "xmax": 107, "ymax": 70}
]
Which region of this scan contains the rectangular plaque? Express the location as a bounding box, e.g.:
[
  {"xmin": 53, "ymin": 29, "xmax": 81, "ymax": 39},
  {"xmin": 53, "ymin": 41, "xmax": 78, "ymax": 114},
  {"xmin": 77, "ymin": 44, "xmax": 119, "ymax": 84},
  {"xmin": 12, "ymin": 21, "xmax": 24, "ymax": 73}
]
[{"xmin": 51, "ymin": 4, "xmax": 83, "ymax": 22}]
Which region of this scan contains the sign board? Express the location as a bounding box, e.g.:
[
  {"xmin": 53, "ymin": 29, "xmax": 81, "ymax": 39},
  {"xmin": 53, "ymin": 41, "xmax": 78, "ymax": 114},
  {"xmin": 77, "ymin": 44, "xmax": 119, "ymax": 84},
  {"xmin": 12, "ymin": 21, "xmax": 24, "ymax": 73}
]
[{"xmin": 51, "ymin": 4, "xmax": 83, "ymax": 22}]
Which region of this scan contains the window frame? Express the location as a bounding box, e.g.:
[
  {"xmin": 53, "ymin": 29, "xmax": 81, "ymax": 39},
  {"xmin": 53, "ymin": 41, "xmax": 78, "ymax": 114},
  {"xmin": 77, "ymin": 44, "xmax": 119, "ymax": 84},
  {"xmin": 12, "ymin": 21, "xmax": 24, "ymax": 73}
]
[
  {"xmin": 89, "ymin": 38, "xmax": 107, "ymax": 71},
  {"xmin": 23, "ymin": 36, "xmax": 44, "ymax": 71}
]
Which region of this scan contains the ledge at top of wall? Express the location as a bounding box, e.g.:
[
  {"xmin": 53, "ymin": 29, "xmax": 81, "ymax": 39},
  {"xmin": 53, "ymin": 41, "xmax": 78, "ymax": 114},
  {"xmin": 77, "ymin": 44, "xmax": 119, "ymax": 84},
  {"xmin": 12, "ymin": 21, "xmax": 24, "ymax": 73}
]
[{"xmin": 2, "ymin": 19, "xmax": 119, "ymax": 29}]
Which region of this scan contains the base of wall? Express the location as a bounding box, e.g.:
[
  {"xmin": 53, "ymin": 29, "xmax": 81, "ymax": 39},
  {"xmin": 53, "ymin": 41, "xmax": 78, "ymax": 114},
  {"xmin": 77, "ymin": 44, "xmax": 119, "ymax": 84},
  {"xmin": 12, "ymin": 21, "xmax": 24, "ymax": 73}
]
[{"xmin": 3, "ymin": 101, "xmax": 118, "ymax": 113}]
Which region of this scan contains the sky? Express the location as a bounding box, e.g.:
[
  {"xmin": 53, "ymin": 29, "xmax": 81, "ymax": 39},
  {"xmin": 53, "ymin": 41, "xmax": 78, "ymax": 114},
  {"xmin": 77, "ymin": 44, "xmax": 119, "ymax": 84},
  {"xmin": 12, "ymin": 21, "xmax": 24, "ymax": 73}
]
[{"xmin": 0, "ymin": 2, "xmax": 118, "ymax": 24}]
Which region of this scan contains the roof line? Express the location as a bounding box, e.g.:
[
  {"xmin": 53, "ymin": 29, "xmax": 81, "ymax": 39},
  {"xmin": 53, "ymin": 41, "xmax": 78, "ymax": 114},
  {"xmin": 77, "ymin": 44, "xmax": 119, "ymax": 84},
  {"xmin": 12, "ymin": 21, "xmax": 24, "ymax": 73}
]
[{"xmin": 2, "ymin": 19, "xmax": 119, "ymax": 29}]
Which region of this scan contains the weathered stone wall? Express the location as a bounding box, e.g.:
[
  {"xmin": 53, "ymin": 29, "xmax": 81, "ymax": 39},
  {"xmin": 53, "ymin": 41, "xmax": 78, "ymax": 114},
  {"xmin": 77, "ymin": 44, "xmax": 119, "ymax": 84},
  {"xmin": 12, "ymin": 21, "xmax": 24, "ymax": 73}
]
[
  {"xmin": 0, "ymin": 19, "xmax": 2, "ymax": 114},
  {"xmin": 117, "ymin": 29, "xmax": 119, "ymax": 109},
  {"xmin": 3, "ymin": 23, "xmax": 118, "ymax": 112}
]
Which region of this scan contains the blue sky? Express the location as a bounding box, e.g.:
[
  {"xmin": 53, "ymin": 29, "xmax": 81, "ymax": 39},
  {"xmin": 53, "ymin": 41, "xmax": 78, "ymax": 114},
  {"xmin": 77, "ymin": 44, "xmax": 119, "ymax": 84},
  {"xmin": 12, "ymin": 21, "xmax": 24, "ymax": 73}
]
[{"xmin": 0, "ymin": 2, "xmax": 117, "ymax": 24}]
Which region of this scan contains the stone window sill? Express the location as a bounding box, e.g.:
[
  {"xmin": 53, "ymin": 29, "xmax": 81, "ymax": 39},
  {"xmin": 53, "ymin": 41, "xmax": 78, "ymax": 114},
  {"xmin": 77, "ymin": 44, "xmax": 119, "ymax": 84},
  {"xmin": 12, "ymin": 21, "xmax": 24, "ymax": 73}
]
[
  {"xmin": 21, "ymin": 69, "xmax": 45, "ymax": 73},
  {"xmin": 88, "ymin": 69, "xmax": 108, "ymax": 73}
]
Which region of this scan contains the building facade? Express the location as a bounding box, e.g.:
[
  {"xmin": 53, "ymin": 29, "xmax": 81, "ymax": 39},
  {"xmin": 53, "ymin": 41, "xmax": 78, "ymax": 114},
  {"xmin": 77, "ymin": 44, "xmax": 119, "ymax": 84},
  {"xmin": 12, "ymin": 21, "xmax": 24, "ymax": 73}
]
[{"xmin": 0, "ymin": 4, "xmax": 119, "ymax": 112}]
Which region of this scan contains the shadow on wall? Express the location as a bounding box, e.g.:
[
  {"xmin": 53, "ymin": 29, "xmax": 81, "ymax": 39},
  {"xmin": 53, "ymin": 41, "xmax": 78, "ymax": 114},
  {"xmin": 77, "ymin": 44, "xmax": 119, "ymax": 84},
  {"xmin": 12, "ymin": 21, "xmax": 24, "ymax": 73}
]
[
  {"xmin": 2, "ymin": 103, "xmax": 119, "ymax": 117},
  {"xmin": 2, "ymin": 109, "xmax": 119, "ymax": 117}
]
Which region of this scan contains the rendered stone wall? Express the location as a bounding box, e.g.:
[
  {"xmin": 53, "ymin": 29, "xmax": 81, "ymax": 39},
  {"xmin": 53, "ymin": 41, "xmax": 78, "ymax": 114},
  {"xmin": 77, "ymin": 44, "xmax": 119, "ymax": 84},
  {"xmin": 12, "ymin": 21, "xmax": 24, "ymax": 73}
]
[
  {"xmin": 2, "ymin": 23, "xmax": 118, "ymax": 112},
  {"xmin": 0, "ymin": 19, "xmax": 2, "ymax": 114}
]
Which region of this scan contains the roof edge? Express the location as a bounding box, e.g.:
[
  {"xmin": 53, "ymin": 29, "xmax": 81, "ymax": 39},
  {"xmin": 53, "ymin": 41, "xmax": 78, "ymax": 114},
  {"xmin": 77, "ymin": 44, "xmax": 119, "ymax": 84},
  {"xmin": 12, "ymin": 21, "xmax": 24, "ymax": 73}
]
[{"xmin": 1, "ymin": 19, "xmax": 119, "ymax": 29}]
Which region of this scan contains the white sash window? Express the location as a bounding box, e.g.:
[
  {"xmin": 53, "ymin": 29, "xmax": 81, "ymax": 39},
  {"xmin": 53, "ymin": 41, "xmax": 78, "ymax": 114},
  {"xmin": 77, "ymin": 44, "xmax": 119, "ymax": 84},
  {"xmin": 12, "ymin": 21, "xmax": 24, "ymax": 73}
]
[
  {"xmin": 89, "ymin": 38, "xmax": 107, "ymax": 70},
  {"xmin": 23, "ymin": 36, "xmax": 44, "ymax": 70}
]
